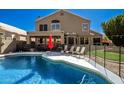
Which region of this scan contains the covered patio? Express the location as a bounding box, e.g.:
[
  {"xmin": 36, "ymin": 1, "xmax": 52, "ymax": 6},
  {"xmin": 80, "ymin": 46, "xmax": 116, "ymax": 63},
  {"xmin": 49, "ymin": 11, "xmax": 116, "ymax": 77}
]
[{"xmin": 27, "ymin": 31, "xmax": 64, "ymax": 46}]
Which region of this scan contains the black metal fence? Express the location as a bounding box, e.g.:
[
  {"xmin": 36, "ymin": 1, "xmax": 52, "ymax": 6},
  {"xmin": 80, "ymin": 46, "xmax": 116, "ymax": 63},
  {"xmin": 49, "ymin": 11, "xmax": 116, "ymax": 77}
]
[{"xmin": 85, "ymin": 44, "xmax": 124, "ymax": 78}]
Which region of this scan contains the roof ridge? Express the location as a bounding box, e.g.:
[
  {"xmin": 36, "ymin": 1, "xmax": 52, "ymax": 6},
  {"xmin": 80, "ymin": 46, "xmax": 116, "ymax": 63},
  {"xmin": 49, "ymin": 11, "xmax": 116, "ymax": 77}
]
[
  {"xmin": 36, "ymin": 9, "xmax": 90, "ymax": 22},
  {"xmin": 36, "ymin": 9, "xmax": 60, "ymax": 22}
]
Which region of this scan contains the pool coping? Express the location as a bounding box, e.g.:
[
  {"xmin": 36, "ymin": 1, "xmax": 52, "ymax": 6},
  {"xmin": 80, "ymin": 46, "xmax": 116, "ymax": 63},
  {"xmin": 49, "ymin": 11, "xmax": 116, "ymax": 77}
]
[
  {"xmin": 41, "ymin": 52, "xmax": 124, "ymax": 84},
  {"xmin": 87, "ymin": 57, "xmax": 124, "ymax": 84},
  {"xmin": 43, "ymin": 55, "xmax": 112, "ymax": 84},
  {"xmin": 0, "ymin": 52, "xmax": 124, "ymax": 84},
  {"xmin": 0, "ymin": 52, "xmax": 43, "ymax": 57}
]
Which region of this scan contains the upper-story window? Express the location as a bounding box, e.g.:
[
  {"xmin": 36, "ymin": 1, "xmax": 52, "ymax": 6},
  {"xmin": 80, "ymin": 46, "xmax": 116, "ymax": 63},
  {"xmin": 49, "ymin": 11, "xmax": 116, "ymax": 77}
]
[
  {"xmin": 82, "ymin": 23, "xmax": 89, "ymax": 31},
  {"xmin": 51, "ymin": 20, "xmax": 61, "ymax": 31},
  {"xmin": 39, "ymin": 24, "xmax": 48, "ymax": 31}
]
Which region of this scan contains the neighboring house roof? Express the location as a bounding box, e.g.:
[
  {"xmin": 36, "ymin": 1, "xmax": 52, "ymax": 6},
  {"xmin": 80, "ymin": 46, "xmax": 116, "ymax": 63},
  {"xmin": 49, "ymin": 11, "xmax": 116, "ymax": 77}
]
[
  {"xmin": 36, "ymin": 9, "xmax": 90, "ymax": 22},
  {"xmin": 102, "ymin": 40, "xmax": 112, "ymax": 44},
  {"xmin": 0, "ymin": 22, "xmax": 27, "ymax": 36},
  {"xmin": 102, "ymin": 35, "xmax": 112, "ymax": 44}
]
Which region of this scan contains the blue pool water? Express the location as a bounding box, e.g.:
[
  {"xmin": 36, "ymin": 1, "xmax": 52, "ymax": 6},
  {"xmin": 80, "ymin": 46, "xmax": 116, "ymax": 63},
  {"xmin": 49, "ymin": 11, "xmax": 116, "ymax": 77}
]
[{"xmin": 0, "ymin": 55, "xmax": 111, "ymax": 84}]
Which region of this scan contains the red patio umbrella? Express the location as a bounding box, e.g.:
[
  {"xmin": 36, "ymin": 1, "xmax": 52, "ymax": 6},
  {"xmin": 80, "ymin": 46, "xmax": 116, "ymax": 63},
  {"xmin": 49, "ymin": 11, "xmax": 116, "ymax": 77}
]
[{"xmin": 48, "ymin": 34, "xmax": 54, "ymax": 50}]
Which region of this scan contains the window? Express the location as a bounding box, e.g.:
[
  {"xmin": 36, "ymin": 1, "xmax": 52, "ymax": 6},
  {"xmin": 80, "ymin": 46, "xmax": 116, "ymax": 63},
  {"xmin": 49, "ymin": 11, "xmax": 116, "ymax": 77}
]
[
  {"xmin": 51, "ymin": 23, "xmax": 61, "ymax": 31},
  {"xmin": 39, "ymin": 24, "xmax": 48, "ymax": 31},
  {"xmin": 80, "ymin": 37, "xmax": 84, "ymax": 44},
  {"xmin": 85, "ymin": 38, "xmax": 89, "ymax": 44},
  {"xmin": 52, "ymin": 20, "xmax": 60, "ymax": 23},
  {"xmin": 51, "ymin": 20, "xmax": 61, "ymax": 31},
  {"xmin": 82, "ymin": 23, "xmax": 89, "ymax": 31},
  {"xmin": 93, "ymin": 38, "xmax": 101, "ymax": 45}
]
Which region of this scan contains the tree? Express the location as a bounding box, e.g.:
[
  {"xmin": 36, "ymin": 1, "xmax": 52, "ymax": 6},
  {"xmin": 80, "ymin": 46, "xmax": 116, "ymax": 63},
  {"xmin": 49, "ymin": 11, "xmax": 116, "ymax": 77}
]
[
  {"xmin": 102, "ymin": 14, "xmax": 124, "ymax": 46},
  {"xmin": 103, "ymin": 35, "xmax": 109, "ymax": 41}
]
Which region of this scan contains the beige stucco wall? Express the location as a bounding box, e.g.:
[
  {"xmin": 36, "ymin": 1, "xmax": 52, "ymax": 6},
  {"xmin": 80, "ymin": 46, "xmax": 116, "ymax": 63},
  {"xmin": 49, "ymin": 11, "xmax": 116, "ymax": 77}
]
[
  {"xmin": 0, "ymin": 29, "xmax": 27, "ymax": 41},
  {"xmin": 36, "ymin": 10, "xmax": 90, "ymax": 35},
  {"xmin": 0, "ymin": 29, "xmax": 27, "ymax": 53},
  {"xmin": 27, "ymin": 10, "xmax": 103, "ymax": 45}
]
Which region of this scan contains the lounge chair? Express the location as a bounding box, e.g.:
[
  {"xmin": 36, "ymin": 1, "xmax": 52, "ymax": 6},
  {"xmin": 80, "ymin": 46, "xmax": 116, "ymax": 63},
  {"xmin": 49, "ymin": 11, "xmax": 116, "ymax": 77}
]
[
  {"xmin": 65, "ymin": 46, "xmax": 75, "ymax": 53},
  {"xmin": 61, "ymin": 45, "xmax": 68, "ymax": 53},
  {"xmin": 77, "ymin": 47, "xmax": 85, "ymax": 55},
  {"xmin": 73, "ymin": 47, "xmax": 85, "ymax": 58},
  {"xmin": 73, "ymin": 46, "xmax": 80, "ymax": 54}
]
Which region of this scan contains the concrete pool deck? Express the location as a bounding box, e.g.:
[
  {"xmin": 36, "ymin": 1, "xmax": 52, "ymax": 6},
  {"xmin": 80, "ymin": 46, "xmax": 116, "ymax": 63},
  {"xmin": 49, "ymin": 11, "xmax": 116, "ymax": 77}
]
[
  {"xmin": 0, "ymin": 52, "xmax": 124, "ymax": 84},
  {"xmin": 45, "ymin": 52, "xmax": 124, "ymax": 84}
]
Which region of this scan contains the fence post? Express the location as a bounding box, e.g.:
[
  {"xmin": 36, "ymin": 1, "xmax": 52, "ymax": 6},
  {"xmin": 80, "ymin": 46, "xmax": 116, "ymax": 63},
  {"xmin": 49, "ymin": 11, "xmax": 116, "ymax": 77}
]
[
  {"xmin": 89, "ymin": 44, "xmax": 91, "ymax": 62},
  {"xmin": 104, "ymin": 45, "xmax": 106, "ymax": 68},
  {"xmin": 95, "ymin": 45, "xmax": 96, "ymax": 67},
  {"xmin": 119, "ymin": 45, "xmax": 121, "ymax": 77}
]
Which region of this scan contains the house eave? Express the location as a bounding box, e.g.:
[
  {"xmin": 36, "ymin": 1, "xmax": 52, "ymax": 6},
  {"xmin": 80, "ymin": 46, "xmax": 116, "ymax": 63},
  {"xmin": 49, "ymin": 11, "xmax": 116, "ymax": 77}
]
[{"xmin": 35, "ymin": 9, "xmax": 90, "ymax": 22}]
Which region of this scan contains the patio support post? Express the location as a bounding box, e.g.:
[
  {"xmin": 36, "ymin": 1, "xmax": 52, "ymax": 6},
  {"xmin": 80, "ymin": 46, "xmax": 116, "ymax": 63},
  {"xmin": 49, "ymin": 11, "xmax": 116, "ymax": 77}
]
[
  {"xmin": 90, "ymin": 37, "xmax": 93, "ymax": 45},
  {"xmin": 27, "ymin": 35, "xmax": 31, "ymax": 44},
  {"xmin": 35, "ymin": 37, "xmax": 39, "ymax": 45},
  {"xmin": 61, "ymin": 35, "xmax": 64, "ymax": 45},
  {"xmin": 78, "ymin": 37, "xmax": 80, "ymax": 45},
  {"xmin": 74, "ymin": 36, "xmax": 76, "ymax": 45},
  {"xmin": 66, "ymin": 36, "xmax": 68, "ymax": 45},
  {"xmin": 84, "ymin": 37, "xmax": 86, "ymax": 46}
]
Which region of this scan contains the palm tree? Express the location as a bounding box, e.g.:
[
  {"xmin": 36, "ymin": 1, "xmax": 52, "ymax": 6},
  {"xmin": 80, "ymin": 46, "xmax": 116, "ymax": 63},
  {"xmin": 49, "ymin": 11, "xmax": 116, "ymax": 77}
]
[{"xmin": 102, "ymin": 14, "xmax": 124, "ymax": 46}]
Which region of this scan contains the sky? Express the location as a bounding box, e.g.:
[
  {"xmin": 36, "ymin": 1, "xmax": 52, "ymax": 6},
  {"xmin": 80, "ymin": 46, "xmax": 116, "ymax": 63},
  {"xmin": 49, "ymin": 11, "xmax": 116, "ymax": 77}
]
[{"xmin": 0, "ymin": 9, "xmax": 124, "ymax": 34}]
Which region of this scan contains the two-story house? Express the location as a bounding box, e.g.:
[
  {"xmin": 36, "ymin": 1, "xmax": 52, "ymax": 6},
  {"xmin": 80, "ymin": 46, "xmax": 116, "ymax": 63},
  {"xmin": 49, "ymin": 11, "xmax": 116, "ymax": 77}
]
[{"xmin": 27, "ymin": 10, "xmax": 102, "ymax": 46}]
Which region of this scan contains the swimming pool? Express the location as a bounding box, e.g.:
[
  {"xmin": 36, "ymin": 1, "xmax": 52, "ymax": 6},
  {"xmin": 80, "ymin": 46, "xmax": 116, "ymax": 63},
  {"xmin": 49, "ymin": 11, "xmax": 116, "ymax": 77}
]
[{"xmin": 0, "ymin": 54, "xmax": 111, "ymax": 84}]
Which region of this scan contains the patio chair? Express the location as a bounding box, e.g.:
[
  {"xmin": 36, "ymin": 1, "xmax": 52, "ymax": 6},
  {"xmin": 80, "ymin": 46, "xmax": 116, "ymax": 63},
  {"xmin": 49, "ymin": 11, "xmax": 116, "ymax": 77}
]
[
  {"xmin": 65, "ymin": 46, "xmax": 75, "ymax": 53},
  {"xmin": 73, "ymin": 47, "xmax": 85, "ymax": 58},
  {"xmin": 73, "ymin": 46, "xmax": 80, "ymax": 54},
  {"xmin": 78, "ymin": 47, "xmax": 85, "ymax": 55},
  {"xmin": 61, "ymin": 45, "xmax": 68, "ymax": 53}
]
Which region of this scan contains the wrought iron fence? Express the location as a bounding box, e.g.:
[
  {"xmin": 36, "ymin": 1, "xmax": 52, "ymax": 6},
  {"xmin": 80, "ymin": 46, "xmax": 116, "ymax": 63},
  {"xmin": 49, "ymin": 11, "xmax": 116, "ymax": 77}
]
[{"xmin": 85, "ymin": 44, "xmax": 124, "ymax": 78}]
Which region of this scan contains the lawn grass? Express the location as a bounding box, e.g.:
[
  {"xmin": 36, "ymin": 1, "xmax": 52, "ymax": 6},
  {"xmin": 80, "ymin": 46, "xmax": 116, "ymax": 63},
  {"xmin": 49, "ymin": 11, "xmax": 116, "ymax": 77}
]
[{"xmin": 90, "ymin": 50, "xmax": 124, "ymax": 62}]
